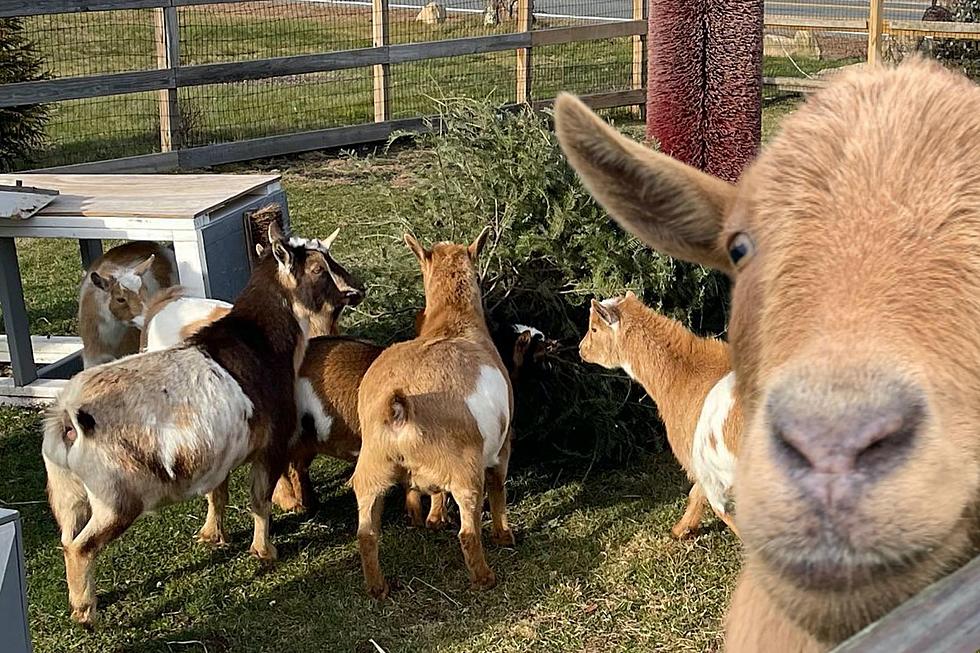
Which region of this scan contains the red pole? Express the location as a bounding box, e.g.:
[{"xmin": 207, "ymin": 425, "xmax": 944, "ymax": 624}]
[{"xmin": 646, "ymin": 0, "xmax": 763, "ymax": 183}]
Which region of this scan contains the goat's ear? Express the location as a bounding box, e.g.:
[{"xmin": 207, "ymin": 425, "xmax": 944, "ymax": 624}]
[
  {"xmin": 468, "ymin": 226, "xmax": 491, "ymax": 263},
  {"xmin": 323, "ymin": 227, "xmax": 340, "ymax": 250},
  {"xmin": 133, "ymin": 254, "xmax": 155, "ymax": 276},
  {"xmin": 404, "ymin": 233, "xmax": 429, "ymax": 263},
  {"xmin": 269, "ymin": 223, "xmax": 293, "ymax": 268},
  {"xmin": 591, "ymin": 299, "xmax": 619, "ymax": 326},
  {"xmin": 515, "ymin": 331, "xmax": 533, "ymax": 348},
  {"xmin": 624, "ymin": 290, "xmax": 638, "ymax": 301},
  {"xmin": 554, "ymin": 93, "xmax": 737, "ymax": 274},
  {"xmin": 90, "ymin": 271, "xmax": 110, "ymax": 291}
]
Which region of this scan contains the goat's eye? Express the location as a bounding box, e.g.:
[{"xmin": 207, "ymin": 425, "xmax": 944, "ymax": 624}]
[
  {"xmin": 311, "ymin": 265, "xmax": 325, "ymax": 276},
  {"xmin": 590, "ymin": 327, "xmax": 597, "ymax": 333},
  {"xmin": 115, "ymin": 297, "xmax": 126, "ymax": 304},
  {"xmin": 727, "ymin": 232, "xmax": 755, "ymax": 266}
]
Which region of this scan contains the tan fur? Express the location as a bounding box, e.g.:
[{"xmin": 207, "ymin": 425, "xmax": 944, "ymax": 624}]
[
  {"xmin": 351, "ymin": 230, "xmax": 515, "ymax": 598},
  {"xmin": 556, "ymin": 59, "xmax": 980, "ymax": 650},
  {"xmin": 579, "ymin": 292, "xmax": 741, "ymax": 537},
  {"xmin": 271, "ymin": 334, "xmax": 449, "ymax": 527},
  {"xmin": 79, "ymin": 241, "xmax": 177, "ymax": 368}
]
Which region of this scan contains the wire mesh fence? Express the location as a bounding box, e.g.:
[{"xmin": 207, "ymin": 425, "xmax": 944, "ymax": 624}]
[
  {"xmin": 2, "ymin": 0, "xmax": 642, "ymax": 171},
  {"xmin": 762, "ymin": 0, "xmax": 980, "ymax": 102}
]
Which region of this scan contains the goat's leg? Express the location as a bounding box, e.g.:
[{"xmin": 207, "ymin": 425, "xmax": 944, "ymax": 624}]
[
  {"xmin": 273, "ymin": 453, "xmax": 317, "ymax": 513},
  {"xmin": 64, "ymin": 495, "xmax": 138, "ymax": 627},
  {"xmin": 454, "ymin": 479, "xmax": 496, "ymax": 590},
  {"xmin": 487, "ymin": 434, "xmax": 514, "ymax": 545},
  {"xmin": 197, "ymin": 477, "xmax": 229, "ymax": 546},
  {"xmin": 355, "ymin": 488, "xmax": 388, "ymax": 598},
  {"xmin": 714, "ymin": 508, "xmax": 741, "ymax": 539},
  {"xmin": 44, "ymin": 460, "xmax": 92, "ymax": 548},
  {"xmin": 272, "ymin": 465, "xmax": 301, "ymax": 513},
  {"xmin": 426, "ymin": 492, "xmax": 449, "ymax": 530},
  {"xmin": 671, "ymin": 483, "xmax": 706, "ymax": 539},
  {"xmin": 404, "ymin": 486, "xmax": 425, "ymax": 527},
  {"xmin": 248, "ymin": 458, "xmax": 280, "ymax": 562}
]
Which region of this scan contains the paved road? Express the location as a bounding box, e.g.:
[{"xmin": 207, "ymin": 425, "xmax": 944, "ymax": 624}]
[{"xmin": 324, "ymin": 0, "xmax": 936, "ymax": 22}]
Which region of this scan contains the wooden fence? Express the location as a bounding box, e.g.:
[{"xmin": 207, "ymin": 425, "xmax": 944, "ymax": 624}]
[
  {"xmin": 0, "ymin": 0, "xmax": 648, "ymax": 172},
  {"xmin": 764, "ymin": 0, "xmax": 980, "ymax": 93}
]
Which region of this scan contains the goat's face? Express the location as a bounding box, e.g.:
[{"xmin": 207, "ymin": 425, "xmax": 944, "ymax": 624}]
[
  {"xmin": 90, "ymin": 255, "xmax": 155, "ymax": 328},
  {"xmin": 404, "ymin": 228, "xmax": 490, "ymax": 311},
  {"xmin": 269, "ymin": 225, "xmax": 364, "ymax": 331},
  {"xmin": 579, "ymin": 298, "xmax": 623, "ymax": 369},
  {"xmin": 556, "ymin": 60, "xmax": 980, "ymax": 644}
]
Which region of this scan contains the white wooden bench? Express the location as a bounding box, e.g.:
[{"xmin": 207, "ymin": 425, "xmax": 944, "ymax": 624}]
[{"xmin": 0, "ymin": 174, "xmax": 288, "ymax": 404}]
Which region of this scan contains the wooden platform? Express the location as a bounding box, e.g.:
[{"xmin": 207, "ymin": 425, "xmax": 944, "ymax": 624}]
[
  {"xmin": 0, "ymin": 173, "xmax": 287, "ymax": 406},
  {"xmin": 0, "ymin": 335, "xmax": 82, "ymax": 365}
]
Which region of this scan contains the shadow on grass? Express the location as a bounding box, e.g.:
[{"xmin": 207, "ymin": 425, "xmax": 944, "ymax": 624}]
[{"xmin": 4, "ymin": 406, "xmax": 732, "ymax": 653}]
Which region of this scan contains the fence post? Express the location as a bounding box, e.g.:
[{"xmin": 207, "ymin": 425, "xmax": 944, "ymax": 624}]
[
  {"xmin": 372, "ymin": 0, "xmax": 390, "ymax": 122},
  {"xmin": 153, "ymin": 4, "xmax": 180, "ymax": 152},
  {"xmin": 867, "ymin": 0, "xmax": 885, "ymax": 66},
  {"xmin": 516, "ymin": 0, "xmax": 533, "ymax": 104},
  {"xmin": 631, "ymin": 0, "xmax": 647, "ymax": 117}
]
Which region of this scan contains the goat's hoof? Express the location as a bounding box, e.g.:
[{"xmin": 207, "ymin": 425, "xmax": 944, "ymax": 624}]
[
  {"xmin": 670, "ymin": 523, "xmax": 697, "ymax": 540},
  {"xmin": 491, "ymin": 528, "xmax": 516, "ymax": 546},
  {"xmin": 425, "ymin": 515, "xmax": 448, "ymax": 531},
  {"xmin": 249, "ymin": 543, "xmax": 278, "ymax": 562},
  {"xmin": 366, "ymin": 579, "xmax": 390, "ymax": 600},
  {"xmin": 406, "ymin": 511, "xmax": 426, "ymax": 528},
  {"xmin": 196, "ymin": 528, "xmax": 228, "ymax": 547},
  {"xmin": 470, "ymin": 569, "xmax": 497, "ymax": 590},
  {"xmin": 71, "ymin": 602, "xmax": 98, "ymax": 628}
]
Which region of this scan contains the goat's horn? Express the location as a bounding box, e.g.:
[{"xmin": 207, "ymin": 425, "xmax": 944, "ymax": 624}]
[{"xmin": 323, "ymin": 227, "xmax": 340, "ymax": 249}]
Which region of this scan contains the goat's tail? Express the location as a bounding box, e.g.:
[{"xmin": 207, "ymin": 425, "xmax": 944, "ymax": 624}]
[
  {"xmin": 385, "ymin": 390, "xmax": 414, "ymax": 430},
  {"xmin": 42, "ymin": 403, "xmax": 93, "ymax": 540}
]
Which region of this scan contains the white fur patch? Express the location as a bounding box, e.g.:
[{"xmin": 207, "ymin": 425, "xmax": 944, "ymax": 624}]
[
  {"xmin": 295, "ymin": 377, "xmax": 333, "ymax": 443},
  {"xmin": 117, "ymin": 271, "xmax": 143, "ymax": 293},
  {"xmin": 513, "ymin": 323, "xmax": 544, "ymax": 339},
  {"xmin": 691, "ymin": 372, "xmax": 738, "ymax": 516},
  {"xmin": 42, "ymin": 347, "xmax": 254, "ymax": 504},
  {"xmin": 621, "ymin": 362, "xmax": 635, "ymax": 380},
  {"xmin": 465, "ymin": 365, "xmax": 510, "ymax": 468},
  {"xmin": 144, "ymin": 296, "xmax": 232, "ymax": 351}
]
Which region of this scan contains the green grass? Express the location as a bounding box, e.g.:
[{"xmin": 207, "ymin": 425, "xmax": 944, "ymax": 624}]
[
  {"xmin": 3, "ymin": 407, "xmax": 740, "ymax": 653},
  {"xmin": 1, "ymin": 102, "xmax": 799, "ymax": 652}
]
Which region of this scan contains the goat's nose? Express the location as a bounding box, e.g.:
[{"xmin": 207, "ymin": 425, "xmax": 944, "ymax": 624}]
[
  {"xmin": 767, "ymin": 375, "xmax": 924, "ymax": 501},
  {"xmin": 344, "ymin": 288, "xmax": 365, "ymax": 306}
]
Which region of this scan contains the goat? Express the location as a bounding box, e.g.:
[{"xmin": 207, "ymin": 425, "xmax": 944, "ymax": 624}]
[
  {"xmin": 140, "ymin": 228, "xmax": 348, "ymax": 352},
  {"xmin": 352, "ymin": 229, "xmax": 514, "ymax": 598},
  {"xmin": 42, "ymin": 223, "xmax": 343, "ymax": 627},
  {"xmin": 555, "ymin": 59, "xmax": 980, "ymax": 650},
  {"xmin": 78, "ymin": 241, "xmax": 177, "ymax": 368},
  {"xmin": 274, "ymin": 319, "xmax": 555, "ymax": 519},
  {"xmin": 272, "ymin": 334, "xmax": 450, "ymax": 528},
  {"xmin": 580, "ymin": 292, "xmax": 741, "ymax": 538}
]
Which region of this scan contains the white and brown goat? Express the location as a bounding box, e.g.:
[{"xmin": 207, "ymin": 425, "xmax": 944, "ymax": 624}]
[
  {"xmin": 556, "ymin": 59, "xmax": 980, "ymax": 651},
  {"xmin": 273, "ymin": 318, "xmax": 554, "ymax": 518},
  {"xmin": 139, "ymin": 228, "xmax": 347, "ymax": 352},
  {"xmin": 43, "ymin": 224, "xmax": 339, "ymax": 627},
  {"xmin": 580, "ymin": 293, "xmax": 741, "ymax": 537},
  {"xmin": 352, "ymin": 230, "xmax": 514, "ymax": 598},
  {"xmin": 78, "ymin": 241, "xmax": 177, "ymax": 368}
]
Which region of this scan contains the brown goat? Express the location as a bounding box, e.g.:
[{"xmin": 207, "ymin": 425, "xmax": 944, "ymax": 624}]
[
  {"xmin": 43, "ymin": 224, "xmax": 340, "ymax": 626},
  {"xmin": 352, "ymin": 230, "xmax": 514, "ymax": 598},
  {"xmin": 78, "ymin": 241, "xmax": 177, "ymax": 368},
  {"xmin": 580, "ymin": 292, "xmax": 741, "ymax": 538},
  {"xmin": 556, "ymin": 59, "xmax": 980, "ymax": 650}
]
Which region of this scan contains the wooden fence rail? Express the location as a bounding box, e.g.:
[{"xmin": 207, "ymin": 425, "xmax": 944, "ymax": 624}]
[
  {"xmin": 830, "ymin": 554, "xmax": 980, "ymax": 652},
  {"xmin": 0, "ymin": 0, "xmax": 647, "ymax": 171}
]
